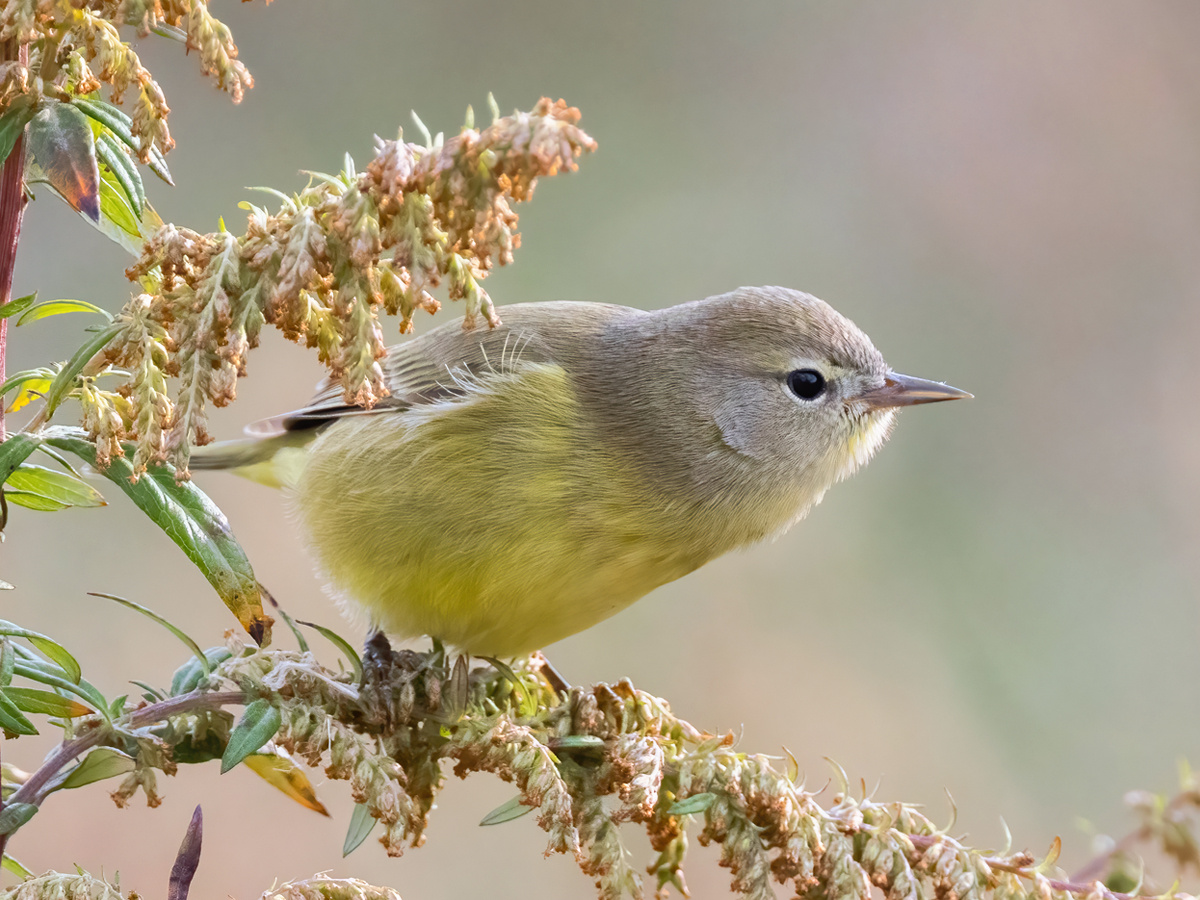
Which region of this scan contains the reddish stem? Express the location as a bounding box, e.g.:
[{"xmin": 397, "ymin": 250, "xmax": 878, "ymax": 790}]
[{"xmin": 0, "ymin": 39, "xmax": 30, "ymax": 442}]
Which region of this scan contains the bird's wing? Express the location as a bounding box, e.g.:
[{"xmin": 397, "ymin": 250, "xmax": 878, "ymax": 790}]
[{"xmin": 244, "ymin": 302, "xmax": 629, "ymax": 437}]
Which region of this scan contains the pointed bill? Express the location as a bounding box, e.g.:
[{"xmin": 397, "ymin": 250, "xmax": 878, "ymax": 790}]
[{"xmin": 857, "ymin": 372, "xmax": 972, "ymax": 409}]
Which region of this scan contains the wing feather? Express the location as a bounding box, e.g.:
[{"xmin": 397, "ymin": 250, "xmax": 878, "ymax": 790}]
[{"xmin": 243, "ymin": 302, "xmax": 630, "ymax": 437}]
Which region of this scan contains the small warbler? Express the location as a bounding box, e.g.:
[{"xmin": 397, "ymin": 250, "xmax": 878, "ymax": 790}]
[{"xmin": 193, "ymin": 286, "xmax": 969, "ymax": 657}]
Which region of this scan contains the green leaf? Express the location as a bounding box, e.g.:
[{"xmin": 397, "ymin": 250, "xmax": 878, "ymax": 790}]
[
  {"xmin": 96, "ymin": 131, "xmax": 144, "ymax": 217},
  {"xmin": 0, "ymin": 622, "xmax": 81, "ymax": 683},
  {"xmin": 46, "ymin": 431, "xmax": 271, "ymax": 644},
  {"xmin": 16, "ymin": 298, "xmax": 111, "ymax": 326},
  {"xmin": 26, "ymin": 101, "xmax": 100, "ymax": 221},
  {"xmin": 2, "ymin": 853, "xmax": 34, "ymax": 880},
  {"xmin": 0, "ymin": 802, "xmax": 36, "ymax": 836},
  {"xmin": 97, "ymin": 163, "xmax": 142, "ymax": 239},
  {"xmin": 343, "ymin": 803, "xmax": 376, "ymax": 856},
  {"xmin": 221, "ymin": 699, "xmax": 282, "ymax": 774},
  {"xmin": 667, "ymin": 792, "xmax": 717, "ymax": 816},
  {"xmin": 89, "ymin": 593, "xmax": 210, "ymax": 678},
  {"xmin": 11, "ymin": 656, "xmax": 108, "ymax": 718},
  {"xmin": 273, "ymin": 604, "xmax": 309, "ymax": 653},
  {"xmin": 55, "ymin": 747, "xmax": 136, "ymax": 791},
  {"xmin": 40, "ymin": 323, "xmax": 121, "ymax": 417},
  {"xmin": 0, "ymin": 292, "xmax": 37, "ymax": 320},
  {"xmin": 2, "ymin": 489, "xmax": 68, "ymax": 511},
  {"xmin": 0, "ymin": 434, "xmax": 41, "ymax": 485},
  {"xmin": 2, "ymin": 686, "xmax": 92, "ymax": 717},
  {"xmin": 298, "ymin": 621, "xmax": 361, "ymax": 683},
  {"xmin": 550, "ymin": 735, "xmax": 606, "ymax": 750},
  {"xmin": 169, "ymin": 647, "xmax": 232, "ymax": 696},
  {"xmin": 0, "ymin": 94, "xmax": 35, "ymax": 167},
  {"xmin": 6, "ymin": 464, "xmax": 106, "ymax": 509},
  {"xmin": 0, "ymin": 691, "xmax": 37, "ymax": 735},
  {"xmin": 0, "ymin": 638, "xmax": 14, "ymax": 688},
  {"xmin": 71, "ymin": 96, "xmax": 173, "ymax": 185},
  {"xmin": 479, "ymin": 794, "xmax": 535, "ymax": 826}
]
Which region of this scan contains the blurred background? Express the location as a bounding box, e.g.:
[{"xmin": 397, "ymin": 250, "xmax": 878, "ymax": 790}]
[{"xmin": 5, "ymin": 1, "xmax": 1200, "ymax": 897}]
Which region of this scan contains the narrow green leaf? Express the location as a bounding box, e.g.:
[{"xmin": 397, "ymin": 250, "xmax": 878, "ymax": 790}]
[
  {"xmin": 88, "ymin": 593, "xmax": 210, "ymax": 676},
  {"xmin": 6, "ymin": 464, "xmax": 106, "ymax": 508},
  {"xmin": 47, "ymin": 431, "xmax": 270, "ymax": 644},
  {"xmin": 0, "ymin": 94, "xmax": 35, "ymax": 166},
  {"xmin": 130, "ymin": 680, "xmax": 165, "ymax": 701},
  {"xmin": 98, "ymin": 162, "xmax": 142, "ymax": 238},
  {"xmin": 27, "ymin": 639, "xmax": 82, "ymax": 685},
  {"xmin": 0, "ymin": 622, "xmax": 82, "ymax": 684},
  {"xmin": 297, "ymin": 621, "xmax": 361, "ymax": 683},
  {"xmin": 169, "ymin": 647, "xmax": 232, "ymax": 696},
  {"xmin": 26, "ymin": 101, "xmax": 100, "ymax": 220},
  {"xmin": 221, "ymin": 699, "xmax": 282, "ymax": 773},
  {"xmin": 2, "ymin": 489, "xmax": 67, "ymax": 511},
  {"xmin": 667, "ymin": 792, "xmax": 717, "ymax": 816},
  {"xmin": 0, "ymin": 292, "xmax": 37, "ymax": 320},
  {"xmin": 16, "ymin": 298, "xmax": 110, "ymax": 326},
  {"xmin": 343, "ymin": 803, "xmax": 376, "ymax": 856},
  {"xmin": 2, "ymin": 854, "xmax": 34, "ymax": 880},
  {"xmin": 97, "ymin": 131, "xmax": 144, "ymax": 216},
  {"xmin": 40, "ymin": 323, "xmax": 121, "ymax": 417},
  {"xmin": 0, "ymin": 691, "xmax": 37, "ymax": 735},
  {"xmin": 272, "ymin": 604, "xmax": 309, "ymax": 653},
  {"xmin": 479, "ymin": 794, "xmax": 535, "ymax": 826},
  {"xmin": 71, "ymin": 96, "xmax": 173, "ymax": 185},
  {"xmin": 0, "ymin": 434, "xmax": 41, "ymax": 485},
  {"xmin": 3, "ymin": 686, "xmax": 91, "ymax": 717},
  {"xmin": 0, "ymin": 638, "xmax": 14, "ymax": 688},
  {"xmin": 550, "ymin": 735, "xmax": 606, "ymax": 750},
  {"xmin": 11, "ymin": 657, "xmax": 108, "ymax": 718},
  {"xmin": 55, "ymin": 747, "xmax": 136, "ymax": 791},
  {"xmin": 0, "ymin": 802, "xmax": 36, "ymax": 836}
]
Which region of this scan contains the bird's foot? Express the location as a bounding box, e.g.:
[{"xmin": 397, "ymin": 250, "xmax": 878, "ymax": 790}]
[
  {"xmin": 357, "ymin": 632, "xmax": 470, "ymax": 729},
  {"xmin": 530, "ymin": 651, "xmax": 571, "ymax": 694}
]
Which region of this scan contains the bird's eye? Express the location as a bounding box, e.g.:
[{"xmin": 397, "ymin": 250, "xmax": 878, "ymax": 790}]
[{"xmin": 787, "ymin": 368, "xmax": 826, "ymax": 400}]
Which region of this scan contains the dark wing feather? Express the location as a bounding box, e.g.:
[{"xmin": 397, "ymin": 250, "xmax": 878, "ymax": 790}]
[{"xmin": 242, "ymin": 303, "xmax": 624, "ymax": 438}]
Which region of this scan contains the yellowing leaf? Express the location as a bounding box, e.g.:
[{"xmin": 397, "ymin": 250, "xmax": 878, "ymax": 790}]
[
  {"xmin": 243, "ymin": 749, "xmax": 329, "ymax": 816},
  {"xmin": 25, "ymin": 102, "xmax": 100, "ymax": 221},
  {"xmin": 5, "ymin": 377, "xmax": 51, "ymax": 413}
]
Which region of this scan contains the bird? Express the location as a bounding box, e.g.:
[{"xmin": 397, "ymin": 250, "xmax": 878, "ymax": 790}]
[{"xmin": 191, "ymin": 286, "xmax": 970, "ymax": 658}]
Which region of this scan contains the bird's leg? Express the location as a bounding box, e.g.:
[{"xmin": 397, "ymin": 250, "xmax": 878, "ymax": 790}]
[{"xmin": 531, "ymin": 651, "xmax": 571, "ymax": 694}]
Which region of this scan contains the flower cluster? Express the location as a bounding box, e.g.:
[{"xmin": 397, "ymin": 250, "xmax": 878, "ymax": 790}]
[
  {"xmin": 186, "ymin": 645, "xmax": 1169, "ymax": 900},
  {"xmin": 76, "ymin": 98, "xmax": 595, "ymax": 474},
  {"xmin": 1, "ymin": 0, "xmax": 258, "ymax": 162}
]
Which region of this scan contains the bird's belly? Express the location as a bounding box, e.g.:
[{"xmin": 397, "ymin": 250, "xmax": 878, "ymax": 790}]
[{"xmin": 289, "ymin": 370, "xmax": 703, "ymax": 657}]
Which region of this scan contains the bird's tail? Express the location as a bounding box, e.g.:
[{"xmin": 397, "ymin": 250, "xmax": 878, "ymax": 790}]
[{"xmin": 190, "ymin": 433, "xmax": 313, "ymax": 489}]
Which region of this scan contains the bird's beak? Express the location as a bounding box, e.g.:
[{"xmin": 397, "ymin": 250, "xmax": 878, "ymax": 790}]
[{"xmin": 856, "ymin": 372, "xmax": 973, "ymax": 409}]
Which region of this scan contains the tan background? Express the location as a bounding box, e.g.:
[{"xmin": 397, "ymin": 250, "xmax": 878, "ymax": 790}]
[{"xmin": 5, "ymin": 2, "xmax": 1200, "ymax": 897}]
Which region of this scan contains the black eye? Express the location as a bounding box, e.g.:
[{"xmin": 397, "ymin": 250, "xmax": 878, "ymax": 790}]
[{"xmin": 787, "ymin": 368, "xmax": 826, "ymax": 400}]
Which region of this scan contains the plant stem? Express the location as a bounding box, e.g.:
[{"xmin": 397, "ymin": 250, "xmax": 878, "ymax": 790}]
[
  {"xmin": 0, "ymin": 39, "xmax": 28, "ymax": 864},
  {"xmin": 0, "ymin": 39, "xmax": 29, "ymax": 442},
  {"xmin": 0, "ymin": 689, "xmax": 244, "ymax": 856},
  {"xmin": 9, "ymin": 690, "xmax": 245, "ymax": 808}
]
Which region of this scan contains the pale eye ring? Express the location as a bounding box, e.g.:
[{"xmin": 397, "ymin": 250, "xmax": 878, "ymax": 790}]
[{"xmin": 787, "ymin": 368, "xmax": 826, "ymax": 400}]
